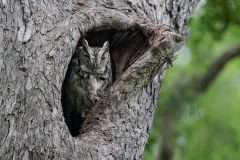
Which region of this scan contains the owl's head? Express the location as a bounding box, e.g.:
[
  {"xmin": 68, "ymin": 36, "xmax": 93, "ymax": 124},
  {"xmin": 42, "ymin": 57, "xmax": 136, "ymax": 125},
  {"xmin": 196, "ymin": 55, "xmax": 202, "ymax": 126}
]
[{"xmin": 78, "ymin": 39, "xmax": 110, "ymax": 74}]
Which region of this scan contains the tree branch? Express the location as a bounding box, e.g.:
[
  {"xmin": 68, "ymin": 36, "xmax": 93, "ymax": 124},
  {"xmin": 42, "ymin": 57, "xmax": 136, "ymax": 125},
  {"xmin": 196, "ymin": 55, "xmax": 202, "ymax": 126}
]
[
  {"xmin": 195, "ymin": 45, "xmax": 240, "ymax": 92},
  {"xmin": 159, "ymin": 44, "xmax": 240, "ymax": 160}
]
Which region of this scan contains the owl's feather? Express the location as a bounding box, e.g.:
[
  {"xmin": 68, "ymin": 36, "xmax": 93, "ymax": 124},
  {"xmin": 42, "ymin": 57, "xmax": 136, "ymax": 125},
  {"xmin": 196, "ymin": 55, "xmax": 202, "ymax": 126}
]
[{"xmin": 62, "ymin": 39, "xmax": 112, "ymax": 136}]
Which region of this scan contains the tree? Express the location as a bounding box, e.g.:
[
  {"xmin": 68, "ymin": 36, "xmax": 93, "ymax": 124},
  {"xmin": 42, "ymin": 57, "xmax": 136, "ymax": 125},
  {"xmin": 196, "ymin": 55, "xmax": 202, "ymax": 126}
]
[{"xmin": 0, "ymin": 0, "xmax": 199, "ymax": 159}]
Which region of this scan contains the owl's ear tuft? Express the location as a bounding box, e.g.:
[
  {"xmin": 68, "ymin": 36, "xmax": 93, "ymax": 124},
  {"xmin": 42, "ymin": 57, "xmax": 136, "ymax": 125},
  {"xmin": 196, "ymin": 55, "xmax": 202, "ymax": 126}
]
[
  {"xmin": 102, "ymin": 41, "xmax": 109, "ymax": 53},
  {"xmin": 82, "ymin": 39, "xmax": 89, "ymax": 51},
  {"xmin": 103, "ymin": 41, "xmax": 109, "ymax": 48}
]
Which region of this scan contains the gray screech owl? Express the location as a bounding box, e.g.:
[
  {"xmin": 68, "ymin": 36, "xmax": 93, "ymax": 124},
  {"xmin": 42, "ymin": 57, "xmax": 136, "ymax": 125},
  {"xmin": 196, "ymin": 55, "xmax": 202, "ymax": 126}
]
[{"xmin": 62, "ymin": 39, "xmax": 112, "ymax": 136}]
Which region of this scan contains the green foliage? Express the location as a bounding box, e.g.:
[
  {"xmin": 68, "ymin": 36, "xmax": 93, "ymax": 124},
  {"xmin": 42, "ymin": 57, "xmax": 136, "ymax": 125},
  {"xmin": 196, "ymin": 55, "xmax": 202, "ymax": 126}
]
[
  {"xmin": 175, "ymin": 61, "xmax": 240, "ymax": 160},
  {"xmin": 144, "ymin": 0, "xmax": 240, "ymax": 159}
]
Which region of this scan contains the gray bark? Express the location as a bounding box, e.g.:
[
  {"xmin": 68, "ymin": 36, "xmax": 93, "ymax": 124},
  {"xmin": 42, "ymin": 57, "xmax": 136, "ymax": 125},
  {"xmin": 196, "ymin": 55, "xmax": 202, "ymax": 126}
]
[{"xmin": 0, "ymin": 0, "xmax": 198, "ymax": 159}]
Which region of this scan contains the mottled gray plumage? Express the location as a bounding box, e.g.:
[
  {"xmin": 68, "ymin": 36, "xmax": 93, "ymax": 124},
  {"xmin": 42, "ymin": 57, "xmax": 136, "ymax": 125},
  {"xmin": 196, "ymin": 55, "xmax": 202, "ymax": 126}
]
[{"xmin": 62, "ymin": 39, "xmax": 112, "ymax": 136}]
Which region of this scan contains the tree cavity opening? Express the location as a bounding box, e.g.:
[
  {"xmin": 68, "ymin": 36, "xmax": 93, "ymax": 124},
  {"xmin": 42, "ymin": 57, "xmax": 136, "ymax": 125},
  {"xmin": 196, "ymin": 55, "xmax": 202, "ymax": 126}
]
[{"xmin": 61, "ymin": 28, "xmax": 150, "ymax": 137}]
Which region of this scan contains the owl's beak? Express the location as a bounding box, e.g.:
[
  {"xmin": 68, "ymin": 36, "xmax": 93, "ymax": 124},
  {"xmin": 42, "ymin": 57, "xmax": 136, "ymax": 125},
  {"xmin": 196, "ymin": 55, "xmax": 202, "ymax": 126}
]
[
  {"xmin": 94, "ymin": 96, "xmax": 100, "ymax": 103},
  {"xmin": 94, "ymin": 63, "xmax": 97, "ymax": 68}
]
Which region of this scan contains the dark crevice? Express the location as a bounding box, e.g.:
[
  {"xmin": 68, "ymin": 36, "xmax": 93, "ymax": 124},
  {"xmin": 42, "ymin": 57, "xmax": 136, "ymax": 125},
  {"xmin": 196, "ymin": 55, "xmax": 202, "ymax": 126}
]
[
  {"xmin": 62, "ymin": 28, "xmax": 150, "ymax": 137},
  {"xmin": 84, "ymin": 29, "xmax": 150, "ymax": 80}
]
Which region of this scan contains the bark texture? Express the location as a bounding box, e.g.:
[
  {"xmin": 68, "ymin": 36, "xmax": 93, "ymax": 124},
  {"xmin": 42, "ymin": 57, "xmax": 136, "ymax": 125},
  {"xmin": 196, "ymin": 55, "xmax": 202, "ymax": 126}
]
[{"xmin": 0, "ymin": 0, "xmax": 198, "ymax": 159}]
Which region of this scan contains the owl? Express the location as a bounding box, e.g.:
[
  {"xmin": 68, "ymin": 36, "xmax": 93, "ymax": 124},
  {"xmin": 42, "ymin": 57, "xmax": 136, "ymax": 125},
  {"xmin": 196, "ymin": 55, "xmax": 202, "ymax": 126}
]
[{"xmin": 62, "ymin": 39, "xmax": 112, "ymax": 136}]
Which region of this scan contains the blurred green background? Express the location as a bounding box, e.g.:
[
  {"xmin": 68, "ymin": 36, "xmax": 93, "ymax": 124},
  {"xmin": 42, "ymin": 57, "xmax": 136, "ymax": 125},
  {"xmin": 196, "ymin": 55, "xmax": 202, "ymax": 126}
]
[{"xmin": 144, "ymin": 0, "xmax": 240, "ymax": 160}]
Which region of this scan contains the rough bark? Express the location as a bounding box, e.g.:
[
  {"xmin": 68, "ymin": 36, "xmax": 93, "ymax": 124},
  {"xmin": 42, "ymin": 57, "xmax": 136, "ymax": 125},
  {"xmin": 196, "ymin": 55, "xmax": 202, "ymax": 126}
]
[{"xmin": 0, "ymin": 0, "xmax": 198, "ymax": 159}]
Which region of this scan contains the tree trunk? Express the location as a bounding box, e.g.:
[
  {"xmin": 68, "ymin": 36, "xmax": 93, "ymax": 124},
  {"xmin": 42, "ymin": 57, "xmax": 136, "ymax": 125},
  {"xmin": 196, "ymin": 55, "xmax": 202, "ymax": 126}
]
[{"xmin": 0, "ymin": 0, "xmax": 198, "ymax": 159}]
